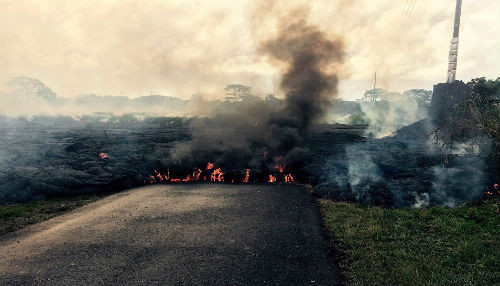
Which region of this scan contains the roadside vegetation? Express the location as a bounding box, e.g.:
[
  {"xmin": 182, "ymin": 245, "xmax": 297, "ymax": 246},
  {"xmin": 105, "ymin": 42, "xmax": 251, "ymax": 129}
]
[
  {"xmin": 320, "ymin": 198, "xmax": 500, "ymax": 286},
  {"xmin": 0, "ymin": 195, "xmax": 102, "ymax": 235}
]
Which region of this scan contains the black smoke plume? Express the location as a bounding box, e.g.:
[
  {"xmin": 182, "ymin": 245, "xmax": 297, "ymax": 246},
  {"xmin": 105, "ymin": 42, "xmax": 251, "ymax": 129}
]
[{"xmin": 170, "ymin": 13, "xmax": 344, "ymax": 176}]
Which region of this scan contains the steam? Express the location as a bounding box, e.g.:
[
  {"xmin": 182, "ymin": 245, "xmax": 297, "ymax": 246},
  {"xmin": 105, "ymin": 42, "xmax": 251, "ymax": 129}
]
[{"xmin": 359, "ymin": 96, "xmax": 426, "ymax": 138}]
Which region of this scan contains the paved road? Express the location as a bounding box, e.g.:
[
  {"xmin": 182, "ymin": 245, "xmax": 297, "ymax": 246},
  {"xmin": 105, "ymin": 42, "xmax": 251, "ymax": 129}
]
[{"xmin": 0, "ymin": 184, "xmax": 341, "ymax": 285}]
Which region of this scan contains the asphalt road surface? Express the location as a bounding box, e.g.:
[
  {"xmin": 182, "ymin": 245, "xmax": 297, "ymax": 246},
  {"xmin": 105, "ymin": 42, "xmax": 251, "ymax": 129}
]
[{"xmin": 0, "ymin": 184, "xmax": 341, "ymax": 285}]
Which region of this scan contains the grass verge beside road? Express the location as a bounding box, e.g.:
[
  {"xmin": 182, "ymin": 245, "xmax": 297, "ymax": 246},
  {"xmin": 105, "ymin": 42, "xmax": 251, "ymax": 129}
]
[
  {"xmin": 0, "ymin": 195, "xmax": 103, "ymax": 235},
  {"xmin": 320, "ymin": 198, "xmax": 500, "ymax": 286}
]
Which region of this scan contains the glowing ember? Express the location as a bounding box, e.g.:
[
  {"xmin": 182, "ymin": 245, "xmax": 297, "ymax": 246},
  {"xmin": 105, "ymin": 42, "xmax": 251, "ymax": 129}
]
[
  {"xmin": 269, "ymin": 174, "xmax": 277, "ymax": 183},
  {"xmin": 274, "ymin": 156, "xmax": 285, "ymax": 172},
  {"xmin": 211, "ymin": 168, "xmax": 224, "ymax": 182},
  {"xmin": 243, "ymin": 169, "xmax": 250, "ymax": 183},
  {"xmin": 486, "ymin": 183, "xmax": 500, "ymax": 196},
  {"xmin": 99, "ymin": 152, "xmax": 109, "ymax": 159},
  {"xmin": 276, "ymin": 164, "xmax": 285, "ymax": 173},
  {"xmin": 207, "ymin": 162, "xmax": 214, "ymax": 170}
]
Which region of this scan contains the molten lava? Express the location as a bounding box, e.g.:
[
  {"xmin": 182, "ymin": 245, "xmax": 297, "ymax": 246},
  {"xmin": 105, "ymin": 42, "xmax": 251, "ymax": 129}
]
[
  {"xmin": 269, "ymin": 174, "xmax": 277, "ymax": 183},
  {"xmin": 211, "ymin": 168, "xmax": 224, "ymax": 182},
  {"xmin": 243, "ymin": 169, "xmax": 250, "ymax": 183},
  {"xmin": 146, "ymin": 162, "xmax": 296, "ymax": 185},
  {"xmin": 99, "ymin": 152, "xmax": 109, "ymax": 159}
]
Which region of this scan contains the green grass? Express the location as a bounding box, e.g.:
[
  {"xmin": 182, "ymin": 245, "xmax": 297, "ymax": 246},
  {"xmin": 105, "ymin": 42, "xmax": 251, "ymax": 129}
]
[
  {"xmin": 320, "ymin": 198, "xmax": 500, "ymax": 286},
  {"xmin": 0, "ymin": 195, "xmax": 102, "ymax": 235}
]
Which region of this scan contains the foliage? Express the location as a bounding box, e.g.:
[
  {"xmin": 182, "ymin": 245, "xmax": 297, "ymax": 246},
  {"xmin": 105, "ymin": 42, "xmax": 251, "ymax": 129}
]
[
  {"xmin": 0, "ymin": 195, "xmax": 101, "ymax": 235},
  {"xmin": 431, "ymin": 77, "xmax": 500, "ymax": 152},
  {"xmin": 361, "ymin": 88, "xmax": 432, "ymax": 105},
  {"xmin": 404, "ymin": 89, "xmax": 432, "ymax": 107},
  {"xmin": 320, "ymin": 198, "xmax": 500, "ymax": 286},
  {"xmin": 224, "ymin": 84, "xmax": 252, "ymax": 102}
]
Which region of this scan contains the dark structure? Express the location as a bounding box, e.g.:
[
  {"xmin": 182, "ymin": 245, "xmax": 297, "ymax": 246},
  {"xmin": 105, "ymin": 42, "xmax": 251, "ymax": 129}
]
[{"xmin": 430, "ymin": 81, "xmax": 471, "ymax": 124}]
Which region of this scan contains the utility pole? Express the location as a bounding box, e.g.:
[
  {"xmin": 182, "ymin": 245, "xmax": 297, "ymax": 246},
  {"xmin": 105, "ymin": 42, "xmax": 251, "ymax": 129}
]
[
  {"xmin": 446, "ymin": 0, "xmax": 462, "ymax": 83},
  {"xmin": 372, "ymin": 71, "xmax": 377, "ymax": 102}
]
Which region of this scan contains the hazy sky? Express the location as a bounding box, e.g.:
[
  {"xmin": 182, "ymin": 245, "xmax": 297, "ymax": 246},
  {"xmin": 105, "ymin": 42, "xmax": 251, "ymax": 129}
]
[{"xmin": 1, "ymin": 0, "xmax": 499, "ymax": 100}]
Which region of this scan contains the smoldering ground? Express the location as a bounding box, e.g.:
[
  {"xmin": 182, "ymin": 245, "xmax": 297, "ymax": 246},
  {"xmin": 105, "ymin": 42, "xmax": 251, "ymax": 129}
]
[
  {"xmin": 314, "ymin": 118, "xmax": 497, "ymax": 208},
  {"xmin": 0, "ymin": 3, "xmax": 495, "ymax": 207}
]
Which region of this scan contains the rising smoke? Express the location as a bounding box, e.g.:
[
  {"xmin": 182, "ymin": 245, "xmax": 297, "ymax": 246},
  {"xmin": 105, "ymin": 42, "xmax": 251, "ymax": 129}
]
[{"xmin": 170, "ymin": 9, "xmax": 344, "ymax": 175}]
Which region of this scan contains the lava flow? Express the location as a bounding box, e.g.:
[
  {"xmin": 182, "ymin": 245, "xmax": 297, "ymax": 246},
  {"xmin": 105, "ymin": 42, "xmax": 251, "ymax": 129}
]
[
  {"xmin": 99, "ymin": 152, "xmax": 109, "ymax": 159},
  {"xmin": 145, "ymin": 162, "xmax": 296, "ymax": 185}
]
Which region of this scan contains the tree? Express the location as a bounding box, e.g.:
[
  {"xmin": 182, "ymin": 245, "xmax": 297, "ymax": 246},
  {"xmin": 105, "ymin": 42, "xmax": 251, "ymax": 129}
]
[
  {"xmin": 430, "ymin": 77, "xmax": 500, "ymax": 186},
  {"xmin": 224, "ymin": 84, "xmax": 251, "ymax": 102},
  {"xmin": 403, "ymin": 89, "xmax": 432, "ymax": 107}
]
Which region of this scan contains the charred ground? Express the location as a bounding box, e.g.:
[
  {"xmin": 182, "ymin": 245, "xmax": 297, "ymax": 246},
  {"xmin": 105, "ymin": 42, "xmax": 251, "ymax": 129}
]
[{"xmin": 0, "ymin": 114, "xmax": 495, "ymax": 207}]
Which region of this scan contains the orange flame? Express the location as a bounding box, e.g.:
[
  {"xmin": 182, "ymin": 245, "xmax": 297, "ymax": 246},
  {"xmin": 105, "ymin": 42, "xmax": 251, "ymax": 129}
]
[
  {"xmin": 211, "ymin": 168, "xmax": 224, "ymax": 182},
  {"xmin": 193, "ymin": 169, "xmax": 202, "ymax": 180},
  {"xmin": 207, "ymin": 162, "xmax": 214, "ymax": 170},
  {"xmin": 243, "ymin": 169, "xmax": 250, "ymax": 183},
  {"xmin": 154, "ymin": 170, "xmax": 163, "ymax": 181},
  {"xmin": 146, "ymin": 166, "xmax": 295, "ymax": 185},
  {"xmin": 268, "ymin": 174, "xmax": 277, "ymax": 183}
]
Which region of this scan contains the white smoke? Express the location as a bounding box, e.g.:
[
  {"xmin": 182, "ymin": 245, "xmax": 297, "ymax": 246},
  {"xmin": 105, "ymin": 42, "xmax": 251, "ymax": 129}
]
[{"xmin": 359, "ymin": 95, "xmax": 427, "ymax": 138}]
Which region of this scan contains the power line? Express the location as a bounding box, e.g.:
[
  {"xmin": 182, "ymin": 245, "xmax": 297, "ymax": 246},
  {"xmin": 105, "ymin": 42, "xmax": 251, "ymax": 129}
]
[
  {"xmin": 399, "ymin": 0, "xmax": 411, "ymax": 25},
  {"xmin": 400, "ymin": 0, "xmax": 417, "ymax": 33},
  {"xmin": 399, "ymin": 0, "xmax": 412, "ymax": 26}
]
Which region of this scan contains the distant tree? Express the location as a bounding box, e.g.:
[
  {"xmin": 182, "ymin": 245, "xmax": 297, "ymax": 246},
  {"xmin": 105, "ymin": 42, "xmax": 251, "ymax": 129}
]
[
  {"xmin": 224, "ymin": 84, "xmax": 252, "ymax": 102},
  {"xmin": 404, "ymin": 89, "xmax": 432, "ymax": 107},
  {"xmin": 265, "ymin": 94, "xmax": 281, "ymax": 103},
  {"xmin": 361, "ymin": 88, "xmax": 401, "ymax": 102}
]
